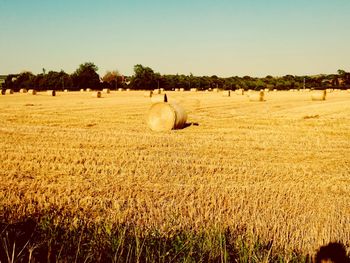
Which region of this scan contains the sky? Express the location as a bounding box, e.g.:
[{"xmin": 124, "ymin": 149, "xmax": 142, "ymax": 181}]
[{"xmin": 0, "ymin": 0, "xmax": 349, "ymax": 77}]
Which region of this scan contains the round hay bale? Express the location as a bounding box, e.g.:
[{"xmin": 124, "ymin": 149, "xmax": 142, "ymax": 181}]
[
  {"xmin": 174, "ymin": 88, "xmax": 180, "ymax": 92},
  {"xmin": 180, "ymin": 88, "xmax": 185, "ymax": 92},
  {"xmin": 160, "ymin": 88, "xmax": 164, "ymax": 92},
  {"xmin": 64, "ymin": 89, "xmax": 69, "ymax": 92},
  {"xmin": 28, "ymin": 89, "xmax": 37, "ymax": 95},
  {"xmin": 20, "ymin": 88, "xmax": 27, "ymax": 93},
  {"xmin": 273, "ymin": 89, "xmax": 278, "ymax": 92},
  {"xmin": 248, "ymin": 91, "xmax": 265, "ymax": 102},
  {"xmin": 47, "ymin": 90, "xmax": 56, "ymax": 96},
  {"xmin": 118, "ymin": 88, "xmax": 123, "ymax": 91},
  {"xmin": 190, "ymin": 88, "xmax": 197, "ymax": 92},
  {"xmin": 222, "ymin": 90, "xmax": 231, "ymax": 97},
  {"xmin": 235, "ymin": 89, "xmax": 244, "ymax": 95},
  {"xmin": 102, "ymin": 88, "xmax": 110, "ymax": 94},
  {"xmin": 311, "ymin": 90, "xmax": 326, "ymax": 101},
  {"xmin": 80, "ymin": 89, "xmax": 85, "ymax": 92},
  {"xmin": 126, "ymin": 88, "xmax": 130, "ymax": 91},
  {"xmin": 5, "ymin": 89, "xmax": 14, "ymax": 95},
  {"xmin": 151, "ymin": 94, "xmax": 167, "ymax": 103},
  {"xmin": 144, "ymin": 90, "xmax": 153, "ymax": 97},
  {"xmin": 92, "ymin": 91, "xmax": 101, "ymax": 98},
  {"xmin": 147, "ymin": 102, "xmax": 187, "ymax": 131},
  {"xmin": 86, "ymin": 88, "xmax": 92, "ymax": 92},
  {"xmin": 264, "ymin": 88, "xmax": 270, "ymax": 93}
]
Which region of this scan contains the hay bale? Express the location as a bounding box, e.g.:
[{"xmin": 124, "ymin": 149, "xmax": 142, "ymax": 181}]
[
  {"xmin": 5, "ymin": 89, "xmax": 14, "ymax": 95},
  {"xmin": 222, "ymin": 90, "xmax": 231, "ymax": 97},
  {"xmin": 20, "ymin": 88, "xmax": 27, "ymax": 93},
  {"xmin": 264, "ymin": 88, "xmax": 270, "ymax": 93},
  {"xmin": 174, "ymin": 88, "xmax": 180, "ymax": 92},
  {"xmin": 347, "ymin": 89, "xmax": 350, "ymax": 93},
  {"xmin": 28, "ymin": 89, "xmax": 37, "ymax": 95},
  {"xmin": 248, "ymin": 91, "xmax": 265, "ymax": 102},
  {"xmin": 180, "ymin": 88, "xmax": 185, "ymax": 92},
  {"xmin": 311, "ymin": 90, "xmax": 326, "ymax": 101},
  {"xmin": 86, "ymin": 88, "xmax": 92, "ymax": 92},
  {"xmin": 144, "ymin": 90, "xmax": 153, "ymax": 97},
  {"xmin": 80, "ymin": 89, "xmax": 85, "ymax": 92},
  {"xmin": 160, "ymin": 88, "xmax": 164, "ymax": 92},
  {"xmin": 92, "ymin": 91, "xmax": 101, "ymax": 98},
  {"xmin": 235, "ymin": 89, "xmax": 244, "ymax": 95},
  {"xmin": 147, "ymin": 102, "xmax": 187, "ymax": 131},
  {"xmin": 118, "ymin": 88, "xmax": 123, "ymax": 91},
  {"xmin": 273, "ymin": 89, "xmax": 278, "ymax": 92},
  {"xmin": 47, "ymin": 90, "xmax": 56, "ymax": 96},
  {"xmin": 153, "ymin": 89, "xmax": 161, "ymax": 94},
  {"xmin": 102, "ymin": 88, "xmax": 110, "ymax": 94},
  {"xmin": 126, "ymin": 88, "xmax": 130, "ymax": 91},
  {"xmin": 151, "ymin": 94, "xmax": 167, "ymax": 103},
  {"xmin": 64, "ymin": 89, "xmax": 69, "ymax": 92},
  {"xmin": 190, "ymin": 88, "xmax": 197, "ymax": 92}
]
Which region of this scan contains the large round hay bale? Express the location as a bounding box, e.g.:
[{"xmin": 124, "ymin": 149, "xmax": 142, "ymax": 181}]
[
  {"xmin": 118, "ymin": 88, "xmax": 123, "ymax": 91},
  {"xmin": 86, "ymin": 88, "xmax": 92, "ymax": 92},
  {"xmin": 20, "ymin": 88, "xmax": 27, "ymax": 93},
  {"xmin": 180, "ymin": 88, "xmax": 185, "ymax": 92},
  {"xmin": 248, "ymin": 91, "xmax": 265, "ymax": 102},
  {"xmin": 160, "ymin": 88, "xmax": 164, "ymax": 92},
  {"xmin": 47, "ymin": 90, "xmax": 56, "ymax": 96},
  {"xmin": 28, "ymin": 89, "xmax": 37, "ymax": 95},
  {"xmin": 64, "ymin": 89, "xmax": 69, "ymax": 92},
  {"xmin": 102, "ymin": 88, "xmax": 110, "ymax": 94},
  {"xmin": 264, "ymin": 88, "xmax": 270, "ymax": 93},
  {"xmin": 92, "ymin": 91, "xmax": 101, "ymax": 98},
  {"xmin": 190, "ymin": 88, "xmax": 197, "ymax": 92},
  {"xmin": 222, "ymin": 90, "xmax": 231, "ymax": 97},
  {"xmin": 126, "ymin": 88, "xmax": 130, "ymax": 91},
  {"xmin": 151, "ymin": 94, "xmax": 167, "ymax": 103},
  {"xmin": 80, "ymin": 89, "xmax": 85, "ymax": 92},
  {"xmin": 273, "ymin": 89, "xmax": 278, "ymax": 92},
  {"xmin": 174, "ymin": 88, "xmax": 180, "ymax": 92},
  {"xmin": 144, "ymin": 90, "xmax": 153, "ymax": 97},
  {"xmin": 147, "ymin": 102, "xmax": 187, "ymax": 131},
  {"xmin": 311, "ymin": 90, "xmax": 326, "ymax": 101},
  {"xmin": 5, "ymin": 89, "xmax": 14, "ymax": 95}
]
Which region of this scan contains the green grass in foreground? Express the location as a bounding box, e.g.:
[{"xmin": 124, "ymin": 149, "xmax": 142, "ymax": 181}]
[{"xmin": 0, "ymin": 217, "xmax": 310, "ymax": 263}]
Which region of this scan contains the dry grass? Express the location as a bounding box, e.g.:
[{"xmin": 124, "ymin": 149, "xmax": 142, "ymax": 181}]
[{"xmin": 0, "ymin": 90, "xmax": 349, "ymax": 258}]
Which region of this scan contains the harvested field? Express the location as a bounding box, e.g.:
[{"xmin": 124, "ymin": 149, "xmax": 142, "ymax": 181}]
[{"xmin": 0, "ymin": 90, "xmax": 349, "ymax": 261}]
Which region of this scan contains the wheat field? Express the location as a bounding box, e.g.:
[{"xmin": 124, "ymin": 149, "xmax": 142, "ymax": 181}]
[{"xmin": 0, "ymin": 90, "xmax": 349, "ymax": 261}]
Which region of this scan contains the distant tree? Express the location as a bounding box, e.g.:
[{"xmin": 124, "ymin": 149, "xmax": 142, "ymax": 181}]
[
  {"xmin": 71, "ymin": 62, "xmax": 100, "ymax": 90},
  {"xmin": 102, "ymin": 70, "xmax": 123, "ymax": 89},
  {"xmin": 130, "ymin": 64, "xmax": 158, "ymax": 90}
]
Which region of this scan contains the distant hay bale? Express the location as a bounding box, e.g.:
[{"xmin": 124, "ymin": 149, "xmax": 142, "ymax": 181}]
[
  {"xmin": 347, "ymin": 89, "xmax": 350, "ymax": 93},
  {"xmin": 153, "ymin": 89, "xmax": 161, "ymax": 94},
  {"xmin": 86, "ymin": 88, "xmax": 92, "ymax": 92},
  {"xmin": 235, "ymin": 89, "xmax": 244, "ymax": 95},
  {"xmin": 20, "ymin": 88, "xmax": 27, "ymax": 93},
  {"xmin": 47, "ymin": 90, "xmax": 56, "ymax": 96},
  {"xmin": 311, "ymin": 90, "xmax": 326, "ymax": 101},
  {"xmin": 305, "ymin": 88, "xmax": 311, "ymax": 92},
  {"xmin": 64, "ymin": 89, "xmax": 69, "ymax": 92},
  {"xmin": 180, "ymin": 88, "xmax": 185, "ymax": 92},
  {"xmin": 126, "ymin": 88, "xmax": 130, "ymax": 91},
  {"xmin": 174, "ymin": 88, "xmax": 180, "ymax": 92},
  {"xmin": 248, "ymin": 91, "xmax": 265, "ymax": 102},
  {"xmin": 273, "ymin": 89, "xmax": 278, "ymax": 92},
  {"xmin": 28, "ymin": 89, "xmax": 37, "ymax": 95},
  {"xmin": 222, "ymin": 90, "xmax": 231, "ymax": 97},
  {"xmin": 151, "ymin": 94, "xmax": 167, "ymax": 103},
  {"xmin": 80, "ymin": 89, "xmax": 85, "ymax": 92},
  {"xmin": 144, "ymin": 90, "xmax": 153, "ymax": 97},
  {"xmin": 102, "ymin": 88, "xmax": 110, "ymax": 94},
  {"xmin": 264, "ymin": 88, "xmax": 270, "ymax": 93},
  {"xmin": 118, "ymin": 88, "xmax": 123, "ymax": 91},
  {"xmin": 147, "ymin": 102, "xmax": 187, "ymax": 131},
  {"xmin": 92, "ymin": 91, "xmax": 101, "ymax": 98},
  {"xmin": 5, "ymin": 89, "xmax": 14, "ymax": 95},
  {"xmin": 190, "ymin": 88, "xmax": 197, "ymax": 92},
  {"xmin": 160, "ymin": 88, "xmax": 164, "ymax": 92}
]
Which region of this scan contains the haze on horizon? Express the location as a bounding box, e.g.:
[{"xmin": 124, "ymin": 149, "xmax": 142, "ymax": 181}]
[{"xmin": 0, "ymin": 0, "xmax": 349, "ymax": 78}]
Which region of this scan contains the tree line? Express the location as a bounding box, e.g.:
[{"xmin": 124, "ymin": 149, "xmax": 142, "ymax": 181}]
[{"xmin": 2, "ymin": 62, "xmax": 350, "ymax": 92}]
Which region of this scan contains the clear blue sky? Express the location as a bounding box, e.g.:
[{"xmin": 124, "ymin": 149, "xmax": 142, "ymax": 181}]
[{"xmin": 0, "ymin": 0, "xmax": 349, "ymax": 77}]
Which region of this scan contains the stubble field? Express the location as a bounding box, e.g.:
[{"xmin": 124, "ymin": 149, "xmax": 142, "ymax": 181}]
[{"xmin": 0, "ymin": 90, "xmax": 349, "ymax": 262}]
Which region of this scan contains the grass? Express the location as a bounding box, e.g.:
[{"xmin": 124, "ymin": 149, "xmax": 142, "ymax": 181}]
[{"xmin": 0, "ymin": 90, "xmax": 350, "ymax": 261}]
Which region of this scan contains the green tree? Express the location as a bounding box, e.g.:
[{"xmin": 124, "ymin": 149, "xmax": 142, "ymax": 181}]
[{"xmin": 71, "ymin": 62, "xmax": 100, "ymax": 90}]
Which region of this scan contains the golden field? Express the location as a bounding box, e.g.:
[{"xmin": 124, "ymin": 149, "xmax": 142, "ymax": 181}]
[{"xmin": 0, "ymin": 90, "xmax": 349, "ymax": 260}]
